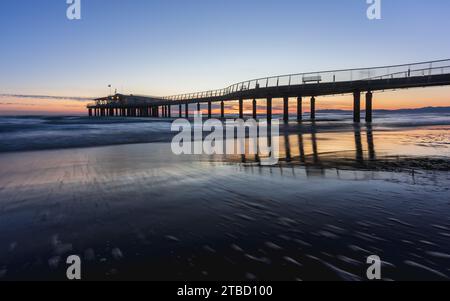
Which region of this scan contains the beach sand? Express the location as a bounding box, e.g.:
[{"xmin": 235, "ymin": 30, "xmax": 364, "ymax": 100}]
[{"xmin": 0, "ymin": 117, "xmax": 449, "ymax": 281}]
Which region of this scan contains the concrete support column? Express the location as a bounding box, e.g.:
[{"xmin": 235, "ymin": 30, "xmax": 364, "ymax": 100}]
[
  {"xmin": 185, "ymin": 103, "xmax": 189, "ymax": 118},
  {"xmin": 179, "ymin": 104, "xmax": 183, "ymax": 118},
  {"xmin": 252, "ymin": 99, "xmax": 257, "ymax": 119},
  {"xmin": 221, "ymin": 101, "xmax": 225, "ymax": 118},
  {"xmin": 88, "ymin": 109, "xmax": 92, "ymax": 117},
  {"xmin": 267, "ymin": 97, "xmax": 272, "ymax": 122},
  {"xmin": 353, "ymin": 91, "xmax": 361, "ymax": 123},
  {"xmin": 208, "ymin": 101, "xmax": 212, "ymax": 119},
  {"xmin": 366, "ymin": 91, "xmax": 373, "ymax": 123},
  {"xmin": 310, "ymin": 97, "xmax": 316, "ymax": 120},
  {"xmin": 197, "ymin": 102, "xmax": 201, "ymax": 113},
  {"xmin": 168, "ymin": 105, "xmax": 171, "ymax": 118},
  {"xmin": 239, "ymin": 99, "xmax": 244, "ymax": 119},
  {"xmin": 283, "ymin": 96, "xmax": 289, "ymax": 122},
  {"xmin": 297, "ymin": 96, "xmax": 303, "ymax": 121}
]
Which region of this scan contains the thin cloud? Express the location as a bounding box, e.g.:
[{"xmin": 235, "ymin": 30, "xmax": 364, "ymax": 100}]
[{"xmin": 0, "ymin": 94, "xmax": 95, "ymax": 102}]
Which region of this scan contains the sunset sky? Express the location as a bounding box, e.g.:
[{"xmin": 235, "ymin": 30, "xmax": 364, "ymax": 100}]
[{"xmin": 1, "ymin": 0, "xmax": 450, "ymax": 115}]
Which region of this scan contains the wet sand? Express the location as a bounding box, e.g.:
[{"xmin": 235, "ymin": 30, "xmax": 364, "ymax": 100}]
[{"xmin": 0, "ymin": 122, "xmax": 449, "ymax": 281}]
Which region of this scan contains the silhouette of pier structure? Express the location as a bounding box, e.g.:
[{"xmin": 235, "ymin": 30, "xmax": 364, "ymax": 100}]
[{"xmin": 88, "ymin": 59, "xmax": 450, "ymax": 123}]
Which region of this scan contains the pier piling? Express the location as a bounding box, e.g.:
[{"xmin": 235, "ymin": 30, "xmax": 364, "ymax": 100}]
[
  {"xmin": 310, "ymin": 97, "xmax": 316, "ymax": 120},
  {"xmin": 283, "ymin": 96, "xmax": 289, "ymax": 122},
  {"xmin": 267, "ymin": 97, "xmax": 272, "ymax": 122},
  {"xmin": 353, "ymin": 91, "xmax": 361, "ymax": 123},
  {"xmin": 366, "ymin": 91, "xmax": 373, "ymax": 123},
  {"xmin": 297, "ymin": 96, "xmax": 303, "ymax": 121},
  {"xmin": 239, "ymin": 99, "xmax": 244, "ymax": 119},
  {"xmin": 208, "ymin": 101, "xmax": 212, "ymax": 118}
]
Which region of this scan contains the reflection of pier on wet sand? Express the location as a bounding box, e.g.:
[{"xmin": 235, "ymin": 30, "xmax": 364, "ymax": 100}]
[
  {"xmin": 226, "ymin": 123, "xmax": 450, "ymax": 175},
  {"xmin": 229, "ymin": 124, "xmax": 377, "ymax": 175}
]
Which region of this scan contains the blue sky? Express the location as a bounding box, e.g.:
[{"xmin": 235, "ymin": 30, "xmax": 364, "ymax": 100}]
[{"xmin": 1, "ymin": 0, "xmax": 450, "ymax": 98}]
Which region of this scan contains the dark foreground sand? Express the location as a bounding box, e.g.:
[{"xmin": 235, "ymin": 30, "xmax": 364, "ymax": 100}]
[{"xmin": 0, "ymin": 124, "xmax": 449, "ymax": 281}]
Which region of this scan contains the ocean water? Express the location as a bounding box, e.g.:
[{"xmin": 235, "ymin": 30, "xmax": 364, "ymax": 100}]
[
  {"xmin": 0, "ymin": 113, "xmax": 449, "ymax": 281},
  {"xmin": 1, "ymin": 112, "xmax": 450, "ymax": 153}
]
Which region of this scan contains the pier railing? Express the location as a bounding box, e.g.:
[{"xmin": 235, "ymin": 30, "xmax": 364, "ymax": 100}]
[{"xmin": 161, "ymin": 59, "xmax": 450, "ymax": 101}]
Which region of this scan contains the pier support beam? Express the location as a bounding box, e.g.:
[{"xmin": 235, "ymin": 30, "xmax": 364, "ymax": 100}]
[
  {"xmin": 366, "ymin": 91, "xmax": 373, "ymax": 123},
  {"xmin": 221, "ymin": 101, "xmax": 225, "ymax": 118},
  {"xmin": 267, "ymin": 97, "xmax": 272, "ymax": 122},
  {"xmin": 310, "ymin": 97, "xmax": 316, "ymax": 120},
  {"xmin": 168, "ymin": 105, "xmax": 171, "ymax": 118},
  {"xmin": 297, "ymin": 96, "xmax": 303, "ymax": 121},
  {"xmin": 185, "ymin": 103, "xmax": 189, "ymax": 118},
  {"xmin": 179, "ymin": 104, "xmax": 182, "ymax": 118},
  {"xmin": 353, "ymin": 91, "xmax": 361, "ymax": 123},
  {"xmin": 252, "ymin": 99, "xmax": 257, "ymax": 119},
  {"xmin": 208, "ymin": 101, "xmax": 212, "ymax": 118},
  {"xmin": 283, "ymin": 97, "xmax": 289, "ymax": 122},
  {"xmin": 88, "ymin": 109, "xmax": 92, "ymax": 117},
  {"xmin": 239, "ymin": 99, "xmax": 244, "ymax": 119}
]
